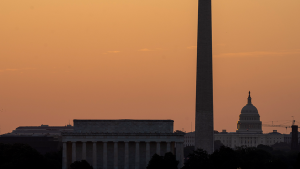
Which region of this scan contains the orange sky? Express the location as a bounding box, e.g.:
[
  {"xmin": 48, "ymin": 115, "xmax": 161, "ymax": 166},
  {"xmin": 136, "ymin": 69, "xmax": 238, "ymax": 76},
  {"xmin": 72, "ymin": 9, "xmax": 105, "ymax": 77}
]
[{"xmin": 1, "ymin": 0, "xmax": 300, "ymax": 134}]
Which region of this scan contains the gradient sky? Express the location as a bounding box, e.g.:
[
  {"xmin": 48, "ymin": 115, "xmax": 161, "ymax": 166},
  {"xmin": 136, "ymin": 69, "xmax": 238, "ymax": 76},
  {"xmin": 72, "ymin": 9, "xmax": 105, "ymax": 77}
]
[{"xmin": 1, "ymin": 0, "xmax": 300, "ymax": 134}]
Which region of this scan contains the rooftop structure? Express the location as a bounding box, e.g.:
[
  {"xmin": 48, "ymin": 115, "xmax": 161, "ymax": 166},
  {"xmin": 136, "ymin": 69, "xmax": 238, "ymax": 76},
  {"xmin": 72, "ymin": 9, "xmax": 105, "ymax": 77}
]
[
  {"xmin": 3, "ymin": 124, "xmax": 73, "ymax": 137},
  {"xmin": 73, "ymin": 119, "xmax": 173, "ymax": 133}
]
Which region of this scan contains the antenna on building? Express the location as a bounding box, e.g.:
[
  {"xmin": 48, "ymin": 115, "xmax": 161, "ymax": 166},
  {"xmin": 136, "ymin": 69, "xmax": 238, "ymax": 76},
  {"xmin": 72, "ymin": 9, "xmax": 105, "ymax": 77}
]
[{"xmin": 191, "ymin": 122, "xmax": 192, "ymax": 132}]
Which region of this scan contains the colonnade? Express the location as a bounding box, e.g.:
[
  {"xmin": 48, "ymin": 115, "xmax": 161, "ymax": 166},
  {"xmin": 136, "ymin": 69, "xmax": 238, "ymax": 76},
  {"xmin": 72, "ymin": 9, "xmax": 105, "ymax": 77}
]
[{"xmin": 62, "ymin": 141, "xmax": 183, "ymax": 169}]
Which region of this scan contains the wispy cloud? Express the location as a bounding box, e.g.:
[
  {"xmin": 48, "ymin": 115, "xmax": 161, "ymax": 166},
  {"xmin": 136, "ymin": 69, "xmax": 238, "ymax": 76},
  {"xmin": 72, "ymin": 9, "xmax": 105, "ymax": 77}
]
[
  {"xmin": 138, "ymin": 48, "xmax": 152, "ymax": 52},
  {"xmin": 103, "ymin": 51, "xmax": 121, "ymax": 54},
  {"xmin": 107, "ymin": 51, "xmax": 120, "ymax": 53},
  {"xmin": 23, "ymin": 68, "xmax": 36, "ymax": 70},
  {"xmin": 0, "ymin": 68, "xmax": 36, "ymax": 73},
  {"xmin": 138, "ymin": 48, "xmax": 165, "ymax": 52},
  {"xmin": 214, "ymin": 50, "xmax": 300, "ymax": 58},
  {"xmin": 5, "ymin": 69, "xmax": 18, "ymax": 71}
]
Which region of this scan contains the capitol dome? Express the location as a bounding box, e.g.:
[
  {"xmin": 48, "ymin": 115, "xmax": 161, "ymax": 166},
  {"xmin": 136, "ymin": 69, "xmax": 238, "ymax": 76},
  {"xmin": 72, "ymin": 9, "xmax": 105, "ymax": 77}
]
[
  {"xmin": 241, "ymin": 93, "xmax": 258, "ymax": 114},
  {"xmin": 236, "ymin": 92, "xmax": 262, "ymax": 134}
]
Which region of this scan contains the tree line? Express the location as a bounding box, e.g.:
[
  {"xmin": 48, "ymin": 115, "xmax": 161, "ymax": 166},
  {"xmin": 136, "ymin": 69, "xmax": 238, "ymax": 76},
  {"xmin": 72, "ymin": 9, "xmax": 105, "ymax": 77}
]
[
  {"xmin": 181, "ymin": 146, "xmax": 300, "ymax": 169},
  {"xmin": 147, "ymin": 144, "xmax": 300, "ymax": 169},
  {"xmin": 1, "ymin": 142, "xmax": 300, "ymax": 169},
  {"xmin": 0, "ymin": 143, "xmax": 62, "ymax": 169}
]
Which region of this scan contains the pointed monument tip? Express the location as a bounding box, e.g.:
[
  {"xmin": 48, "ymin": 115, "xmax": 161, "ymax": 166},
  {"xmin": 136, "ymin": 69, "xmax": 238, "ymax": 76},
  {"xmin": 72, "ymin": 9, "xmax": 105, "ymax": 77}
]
[{"xmin": 249, "ymin": 91, "xmax": 251, "ymax": 97}]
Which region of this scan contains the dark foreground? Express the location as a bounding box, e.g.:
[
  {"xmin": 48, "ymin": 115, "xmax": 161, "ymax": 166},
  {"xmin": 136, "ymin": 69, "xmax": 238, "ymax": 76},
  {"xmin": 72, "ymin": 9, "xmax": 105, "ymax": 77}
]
[{"xmin": 1, "ymin": 143, "xmax": 300, "ymax": 169}]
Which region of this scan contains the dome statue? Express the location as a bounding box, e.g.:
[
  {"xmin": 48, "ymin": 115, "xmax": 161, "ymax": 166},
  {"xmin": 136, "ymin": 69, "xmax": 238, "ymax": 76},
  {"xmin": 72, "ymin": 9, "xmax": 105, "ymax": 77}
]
[
  {"xmin": 236, "ymin": 91, "xmax": 262, "ymax": 134},
  {"xmin": 241, "ymin": 91, "xmax": 259, "ymax": 114}
]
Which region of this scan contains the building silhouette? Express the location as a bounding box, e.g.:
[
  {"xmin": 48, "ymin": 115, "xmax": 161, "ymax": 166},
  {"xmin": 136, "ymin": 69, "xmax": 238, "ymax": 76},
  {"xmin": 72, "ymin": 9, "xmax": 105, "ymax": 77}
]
[
  {"xmin": 62, "ymin": 120, "xmax": 184, "ymax": 169},
  {"xmin": 0, "ymin": 124, "xmax": 73, "ymax": 154}
]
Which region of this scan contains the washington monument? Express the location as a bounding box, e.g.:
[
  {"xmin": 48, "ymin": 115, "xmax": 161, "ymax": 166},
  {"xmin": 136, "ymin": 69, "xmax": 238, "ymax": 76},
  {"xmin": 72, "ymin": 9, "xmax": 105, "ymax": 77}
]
[{"xmin": 195, "ymin": 0, "xmax": 214, "ymax": 153}]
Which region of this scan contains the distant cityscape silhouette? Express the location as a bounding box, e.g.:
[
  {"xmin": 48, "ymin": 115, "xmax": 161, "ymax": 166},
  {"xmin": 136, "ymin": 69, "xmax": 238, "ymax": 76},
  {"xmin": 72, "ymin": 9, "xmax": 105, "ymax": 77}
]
[{"xmin": 1, "ymin": 0, "xmax": 300, "ymax": 169}]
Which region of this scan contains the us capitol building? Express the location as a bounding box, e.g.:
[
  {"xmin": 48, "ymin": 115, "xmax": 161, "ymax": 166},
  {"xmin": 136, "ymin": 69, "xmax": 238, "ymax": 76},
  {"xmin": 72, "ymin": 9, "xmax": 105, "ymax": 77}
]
[{"xmin": 185, "ymin": 92, "xmax": 285, "ymax": 148}]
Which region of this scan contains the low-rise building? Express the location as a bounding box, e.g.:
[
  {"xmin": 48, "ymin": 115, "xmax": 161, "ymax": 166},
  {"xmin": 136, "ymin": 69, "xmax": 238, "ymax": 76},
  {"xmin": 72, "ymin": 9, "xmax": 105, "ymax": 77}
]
[{"xmin": 6, "ymin": 124, "xmax": 73, "ymax": 137}]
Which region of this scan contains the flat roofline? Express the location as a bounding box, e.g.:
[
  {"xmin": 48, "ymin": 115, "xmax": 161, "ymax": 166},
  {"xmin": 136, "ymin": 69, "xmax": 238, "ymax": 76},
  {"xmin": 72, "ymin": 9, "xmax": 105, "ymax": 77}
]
[
  {"xmin": 62, "ymin": 132, "xmax": 183, "ymax": 136},
  {"xmin": 0, "ymin": 135, "xmax": 55, "ymax": 138},
  {"xmin": 16, "ymin": 126, "xmax": 73, "ymax": 128},
  {"xmin": 74, "ymin": 119, "xmax": 174, "ymax": 122}
]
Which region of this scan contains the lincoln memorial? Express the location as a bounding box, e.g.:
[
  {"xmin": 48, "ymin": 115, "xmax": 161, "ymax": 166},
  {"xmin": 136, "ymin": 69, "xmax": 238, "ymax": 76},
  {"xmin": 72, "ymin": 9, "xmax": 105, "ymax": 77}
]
[{"xmin": 62, "ymin": 120, "xmax": 184, "ymax": 169}]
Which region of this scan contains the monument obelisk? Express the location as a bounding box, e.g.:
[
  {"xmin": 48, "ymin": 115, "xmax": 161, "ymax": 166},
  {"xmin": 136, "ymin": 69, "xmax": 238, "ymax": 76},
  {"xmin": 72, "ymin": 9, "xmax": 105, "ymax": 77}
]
[{"xmin": 195, "ymin": 0, "xmax": 214, "ymax": 153}]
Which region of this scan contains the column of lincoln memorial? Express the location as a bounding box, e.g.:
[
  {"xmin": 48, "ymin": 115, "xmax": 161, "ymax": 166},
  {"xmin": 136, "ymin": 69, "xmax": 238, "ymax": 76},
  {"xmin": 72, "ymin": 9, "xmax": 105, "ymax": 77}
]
[{"xmin": 62, "ymin": 120, "xmax": 184, "ymax": 169}]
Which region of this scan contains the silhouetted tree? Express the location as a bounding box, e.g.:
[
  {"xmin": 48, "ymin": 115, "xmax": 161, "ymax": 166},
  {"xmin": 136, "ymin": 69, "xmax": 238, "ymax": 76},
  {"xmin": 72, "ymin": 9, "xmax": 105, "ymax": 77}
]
[
  {"xmin": 181, "ymin": 149, "xmax": 211, "ymax": 169},
  {"xmin": 235, "ymin": 147, "xmax": 272, "ymax": 169},
  {"xmin": 294, "ymin": 153, "xmax": 300, "ymax": 169},
  {"xmin": 266, "ymin": 158, "xmax": 287, "ymax": 169},
  {"xmin": 272, "ymin": 142, "xmax": 291, "ymax": 152},
  {"xmin": 70, "ymin": 160, "xmax": 93, "ymax": 169},
  {"xmin": 257, "ymin": 144, "xmax": 273, "ymax": 153},
  {"xmin": 44, "ymin": 149, "xmax": 62, "ymax": 169},
  {"xmin": 146, "ymin": 152, "xmax": 178, "ymax": 169},
  {"xmin": 164, "ymin": 152, "xmax": 179, "ymax": 169},
  {"xmin": 210, "ymin": 146, "xmax": 238, "ymax": 169},
  {"xmin": 181, "ymin": 145, "xmax": 300, "ymax": 169},
  {"xmin": 0, "ymin": 143, "xmax": 45, "ymax": 169},
  {"xmin": 184, "ymin": 146, "xmax": 195, "ymax": 161},
  {"xmin": 147, "ymin": 154, "xmax": 164, "ymax": 169}
]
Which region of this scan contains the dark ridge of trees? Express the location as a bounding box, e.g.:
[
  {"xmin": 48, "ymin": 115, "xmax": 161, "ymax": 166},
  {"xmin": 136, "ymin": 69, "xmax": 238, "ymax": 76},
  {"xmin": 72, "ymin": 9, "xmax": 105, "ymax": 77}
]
[
  {"xmin": 183, "ymin": 145, "xmax": 300, "ymax": 169},
  {"xmin": 44, "ymin": 149, "xmax": 62, "ymax": 169},
  {"xmin": 147, "ymin": 152, "xmax": 179, "ymax": 169},
  {"xmin": 181, "ymin": 149, "xmax": 210, "ymax": 169},
  {"xmin": 164, "ymin": 152, "xmax": 180, "ymax": 169},
  {"xmin": 235, "ymin": 147, "xmax": 273, "ymax": 169},
  {"xmin": 70, "ymin": 160, "xmax": 93, "ymax": 169},
  {"xmin": 295, "ymin": 153, "xmax": 300, "ymax": 169},
  {"xmin": 184, "ymin": 146, "xmax": 195, "ymax": 160},
  {"xmin": 0, "ymin": 143, "xmax": 44, "ymax": 169},
  {"xmin": 184, "ymin": 140, "xmax": 224, "ymax": 160},
  {"xmin": 257, "ymin": 144, "xmax": 273, "ymax": 153},
  {"xmin": 272, "ymin": 142, "xmax": 291, "ymax": 152},
  {"xmin": 1, "ymin": 142, "xmax": 299, "ymax": 169},
  {"xmin": 0, "ymin": 143, "xmax": 62, "ymax": 169},
  {"xmin": 210, "ymin": 146, "xmax": 238, "ymax": 169}
]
